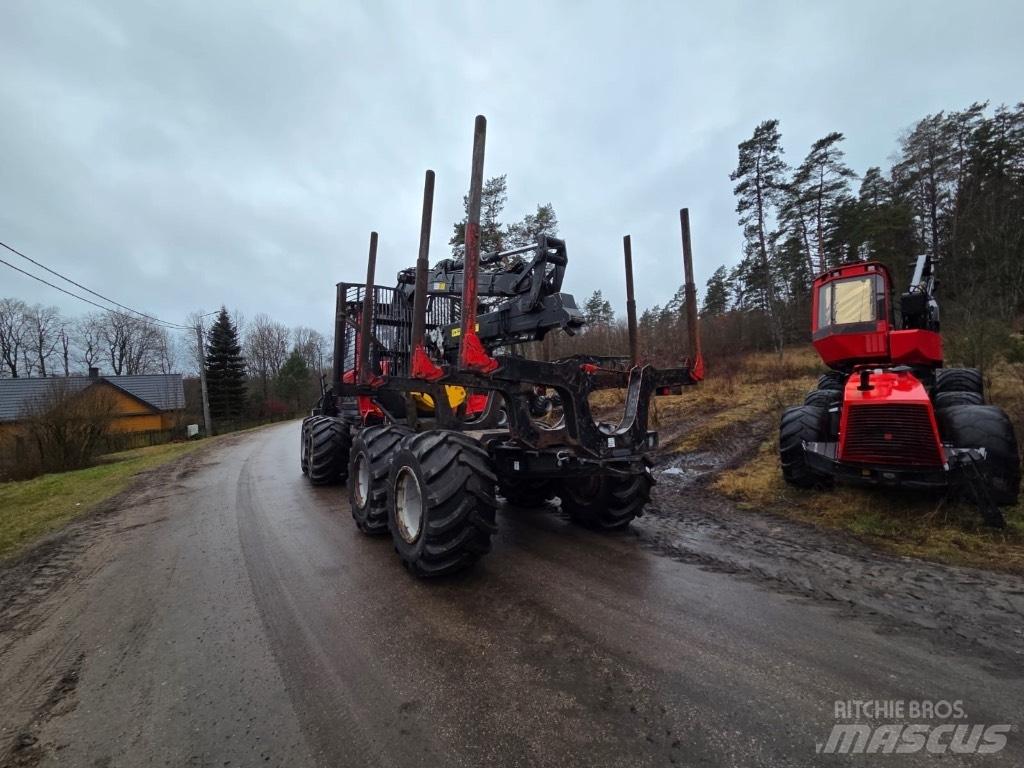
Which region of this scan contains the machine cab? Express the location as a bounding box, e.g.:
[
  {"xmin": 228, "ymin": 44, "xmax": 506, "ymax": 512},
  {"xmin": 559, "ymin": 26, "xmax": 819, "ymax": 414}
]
[
  {"xmin": 812, "ymin": 262, "xmax": 891, "ymax": 370},
  {"xmin": 811, "ymin": 261, "xmax": 943, "ymax": 371}
]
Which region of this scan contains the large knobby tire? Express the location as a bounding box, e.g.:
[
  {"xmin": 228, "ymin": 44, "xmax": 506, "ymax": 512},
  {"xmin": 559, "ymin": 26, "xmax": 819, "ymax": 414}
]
[
  {"xmin": 934, "ymin": 367, "xmax": 983, "ymax": 396},
  {"xmin": 934, "ymin": 390, "xmax": 983, "ymax": 409},
  {"xmin": 938, "ymin": 405, "xmax": 1020, "ymax": 506},
  {"xmin": 779, "ymin": 405, "xmax": 831, "ymax": 489},
  {"xmin": 804, "ymin": 389, "xmax": 841, "ymax": 409},
  {"xmin": 499, "ymin": 478, "xmax": 558, "ymax": 509},
  {"xmin": 300, "ymin": 416, "xmax": 317, "ymax": 475},
  {"xmin": 560, "ymin": 468, "xmax": 653, "ymax": 531},
  {"xmin": 817, "ymin": 371, "xmax": 846, "ymax": 391},
  {"xmin": 308, "ymin": 417, "xmax": 352, "ymax": 486},
  {"xmin": 387, "ymin": 431, "xmax": 498, "ymax": 577},
  {"xmin": 348, "ymin": 424, "xmax": 411, "ymax": 535}
]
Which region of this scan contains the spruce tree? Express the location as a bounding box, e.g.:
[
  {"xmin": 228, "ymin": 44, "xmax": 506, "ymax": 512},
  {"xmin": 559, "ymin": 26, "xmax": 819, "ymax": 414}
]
[
  {"xmin": 205, "ymin": 307, "xmax": 247, "ymax": 421},
  {"xmin": 583, "ymin": 290, "xmax": 614, "ymax": 326},
  {"xmin": 701, "ymin": 266, "xmax": 732, "ymax": 317}
]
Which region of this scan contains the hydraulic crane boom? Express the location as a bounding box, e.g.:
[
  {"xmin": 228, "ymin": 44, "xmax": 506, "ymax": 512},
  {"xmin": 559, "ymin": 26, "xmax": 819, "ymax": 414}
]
[
  {"xmin": 396, "ymin": 235, "xmax": 585, "ymax": 351},
  {"xmin": 899, "ymin": 253, "xmax": 940, "ymax": 331}
]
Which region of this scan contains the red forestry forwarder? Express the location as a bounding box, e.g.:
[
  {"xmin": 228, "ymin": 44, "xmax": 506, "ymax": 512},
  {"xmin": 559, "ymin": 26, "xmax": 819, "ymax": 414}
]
[
  {"xmin": 780, "ymin": 256, "xmax": 1020, "ymax": 526},
  {"xmin": 301, "ymin": 116, "xmax": 705, "ymax": 576}
]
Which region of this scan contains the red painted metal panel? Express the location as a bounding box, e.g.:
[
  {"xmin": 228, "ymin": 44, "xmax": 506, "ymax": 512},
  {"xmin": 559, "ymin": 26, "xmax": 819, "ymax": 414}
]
[
  {"xmin": 838, "ymin": 370, "xmax": 944, "ymax": 467},
  {"xmin": 889, "ymin": 329, "xmax": 943, "ymax": 367},
  {"xmin": 811, "ymin": 262, "xmax": 893, "ymax": 369}
]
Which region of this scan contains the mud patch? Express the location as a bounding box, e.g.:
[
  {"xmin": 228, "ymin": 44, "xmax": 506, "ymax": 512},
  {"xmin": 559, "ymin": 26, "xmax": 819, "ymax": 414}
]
[
  {"xmin": 2, "ymin": 651, "xmax": 84, "ymax": 767},
  {"xmin": 0, "ymin": 449, "xmax": 208, "ymax": 648}
]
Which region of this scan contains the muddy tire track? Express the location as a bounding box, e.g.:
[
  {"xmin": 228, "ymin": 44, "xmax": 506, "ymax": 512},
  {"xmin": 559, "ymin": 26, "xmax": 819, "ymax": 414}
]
[{"xmin": 639, "ymin": 418, "xmax": 1024, "ymax": 672}]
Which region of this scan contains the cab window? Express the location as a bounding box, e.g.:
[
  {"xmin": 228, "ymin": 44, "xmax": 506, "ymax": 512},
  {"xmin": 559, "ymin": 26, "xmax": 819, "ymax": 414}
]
[{"xmin": 817, "ymin": 275, "xmax": 885, "ymax": 327}]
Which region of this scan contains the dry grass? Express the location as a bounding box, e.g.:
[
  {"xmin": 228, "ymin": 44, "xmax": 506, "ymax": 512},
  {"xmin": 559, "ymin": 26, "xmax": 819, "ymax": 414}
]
[
  {"xmin": 713, "ymin": 353, "xmax": 1024, "ymax": 574},
  {"xmin": 590, "ymin": 347, "xmax": 821, "ymax": 452}
]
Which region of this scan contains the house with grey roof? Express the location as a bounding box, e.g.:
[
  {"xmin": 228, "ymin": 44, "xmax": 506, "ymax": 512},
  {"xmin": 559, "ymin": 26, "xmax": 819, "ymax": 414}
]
[{"xmin": 0, "ymin": 370, "xmax": 185, "ymax": 434}]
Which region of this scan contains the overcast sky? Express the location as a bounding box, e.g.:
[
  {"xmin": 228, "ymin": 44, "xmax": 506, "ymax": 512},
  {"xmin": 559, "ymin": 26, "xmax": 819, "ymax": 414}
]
[{"xmin": 1, "ymin": 1, "xmax": 1021, "ymax": 339}]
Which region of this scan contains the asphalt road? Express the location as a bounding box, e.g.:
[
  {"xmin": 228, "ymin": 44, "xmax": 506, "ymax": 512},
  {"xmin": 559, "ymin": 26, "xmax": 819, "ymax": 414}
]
[{"xmin": 1, "ymin": 421, "xmax": 1021, "ymax": 767}]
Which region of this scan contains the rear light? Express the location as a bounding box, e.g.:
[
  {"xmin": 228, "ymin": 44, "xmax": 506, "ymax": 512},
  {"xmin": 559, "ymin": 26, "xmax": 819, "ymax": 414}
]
[{"xmin": 841, "ymin": 404, "xmax": 943, "ymax": 466}]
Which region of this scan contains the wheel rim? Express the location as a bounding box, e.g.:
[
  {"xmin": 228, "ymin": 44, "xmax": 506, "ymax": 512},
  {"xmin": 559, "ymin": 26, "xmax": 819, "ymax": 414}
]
[
  {"xmin": 394, "ymin": 466, "xmax": 424, "ymax": 543},
  {"xmin": 353, "ymin": 452, "xmax": 370, "ymax": 508}
]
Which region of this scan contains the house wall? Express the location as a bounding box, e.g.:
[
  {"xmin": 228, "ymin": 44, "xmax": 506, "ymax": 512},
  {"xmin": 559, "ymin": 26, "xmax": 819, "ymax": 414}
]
[
  {"xmin": 104, "ymin": 386, "xmax": 163, "ymax": 433},
  {"xmin": 111, "ymin": 413, "xmax": 164, "ymax": 432}
]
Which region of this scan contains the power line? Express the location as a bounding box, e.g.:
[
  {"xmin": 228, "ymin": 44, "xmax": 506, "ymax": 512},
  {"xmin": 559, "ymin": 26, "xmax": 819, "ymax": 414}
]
[
  {"xmin": 0, "ymin": 240, "xmax": 189, "ymax": 330},
  {"xmin": 0, "ymin": 255, "xmax": 189, "ymax": 331}
]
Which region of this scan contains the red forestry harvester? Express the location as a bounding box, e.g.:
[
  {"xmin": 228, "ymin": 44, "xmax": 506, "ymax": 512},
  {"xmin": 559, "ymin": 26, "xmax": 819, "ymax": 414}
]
[
  {"xmin": 780, "ymin": 256, "xmax": 1020, "ymax": 526},
  {"xmin": 300, "ymin": 116, "xmax": 705, "ymax": 576}
]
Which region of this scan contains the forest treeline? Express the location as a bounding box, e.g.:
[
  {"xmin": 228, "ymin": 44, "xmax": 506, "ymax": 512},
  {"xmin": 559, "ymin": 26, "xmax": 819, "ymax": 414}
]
[
  {"xmin": 551, "ymin": 102, "xmax": 1024, "ymax": 369},
  {"xmin": 707, "ymin": 101, "xmax": 1024, "ymax": 368},
  {"xmin": 5, "ymin": 101, "xmax": 1021, "ymax": 398}
]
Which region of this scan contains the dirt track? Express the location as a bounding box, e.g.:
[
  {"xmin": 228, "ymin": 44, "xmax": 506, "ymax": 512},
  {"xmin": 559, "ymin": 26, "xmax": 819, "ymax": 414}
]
[{"xmin": 0, "ymin": 421, "xmax": 1021, "ymax": 767}]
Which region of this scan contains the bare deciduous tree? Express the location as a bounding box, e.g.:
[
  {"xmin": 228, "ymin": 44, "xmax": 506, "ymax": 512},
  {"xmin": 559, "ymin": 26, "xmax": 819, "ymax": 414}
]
[
  {"xmin": 0, "ymin": 297, "xmax": 29, "ymax": 377},
  {"xmin": 92, "ymin": 311, "xmax": 165, "ymax": 375},
  {"xmin": 156, "ymin": 327, "xmax": 178, "ymax": 374},
  {"xmin": 75, "ymin": 315, "xmax": 104, "ymax": 372},
  {"xmin": 293, "ymin": 326, "xmax": 327, "ymax": 374},
  {"xmin": 24, "ymin": 303, "xmax": 63, "ymax": 377},
  {"xmin": 58, "ymin": 324, "xmax": 72, "ymax": 376},
  {"xmin": 245, "ymin": 314, "xmax": 290, "ymax": 398}
]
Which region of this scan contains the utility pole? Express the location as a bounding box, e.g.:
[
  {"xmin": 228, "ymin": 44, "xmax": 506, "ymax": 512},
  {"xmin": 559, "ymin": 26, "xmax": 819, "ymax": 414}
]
[{"xmin": 195, "ymin": 320, "xmax": 213, "ymax": 437}]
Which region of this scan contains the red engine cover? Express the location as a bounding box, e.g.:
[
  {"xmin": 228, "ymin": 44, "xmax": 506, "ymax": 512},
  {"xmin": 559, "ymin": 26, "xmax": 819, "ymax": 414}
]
[{"xmin": 838, "ymin": 370, "xmax": 945, "ymax": 467}]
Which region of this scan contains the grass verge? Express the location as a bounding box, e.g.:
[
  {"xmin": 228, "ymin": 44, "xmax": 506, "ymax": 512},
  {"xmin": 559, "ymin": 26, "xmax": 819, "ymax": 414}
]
[{"xmin": 0, "ymin": 440, "xmax": 207, "ymax": 562}]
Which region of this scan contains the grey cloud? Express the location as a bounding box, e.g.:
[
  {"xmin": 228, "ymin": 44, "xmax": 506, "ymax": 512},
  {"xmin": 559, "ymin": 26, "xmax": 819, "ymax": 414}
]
[{"xmin": 1, "ymin": 0, "xmax": 1021, "ymax": 339}]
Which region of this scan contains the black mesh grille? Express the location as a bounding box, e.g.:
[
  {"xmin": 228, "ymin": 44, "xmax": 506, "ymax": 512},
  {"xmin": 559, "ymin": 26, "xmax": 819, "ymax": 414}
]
[
  {"xmin": 842, "ymin": 404, "xmax": 943, "ymax": 467},
  {"xmin": 339, "ymin": 284, "xmax": 458, "ymax": 379}
]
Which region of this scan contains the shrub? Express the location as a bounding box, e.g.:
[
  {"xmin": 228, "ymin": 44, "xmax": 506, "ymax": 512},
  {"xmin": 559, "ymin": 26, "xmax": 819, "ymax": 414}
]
[{"xmin": 20, "ymin": 380, "xmax": 117, "ymax": 474}]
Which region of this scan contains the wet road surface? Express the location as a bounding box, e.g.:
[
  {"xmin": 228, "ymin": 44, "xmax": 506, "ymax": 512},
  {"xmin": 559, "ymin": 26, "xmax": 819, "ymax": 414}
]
[{"xmin": 1, "ymin": 421, "xmax": 1021, "ymax": 767}]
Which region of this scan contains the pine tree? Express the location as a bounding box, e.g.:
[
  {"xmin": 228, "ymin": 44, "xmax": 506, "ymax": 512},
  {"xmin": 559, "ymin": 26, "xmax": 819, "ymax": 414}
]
[
  {"xmin": 449, "ymin": 175, "xmax": 508, "ymax": 256},
  {"xmin": 205, "ymin": 307, "xmax": 247, "ymax": 421},
  {"xmin": 893, "ymin": 113, "xmax": 951, "ymax": 261},
  {"xmin": 505, "ymin": 203, "xmax": 559, "ymax": 248},
  {"xmin": 848, "ymin": 167, "xmax": 917, "ymax": 284},
  {"xmin": 730, "ymin": 119, "xmax": 787, "ymax": 350},
  {"xmin": 796, "ymin": 132, "xmax": 856, "ymax": 273}
]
